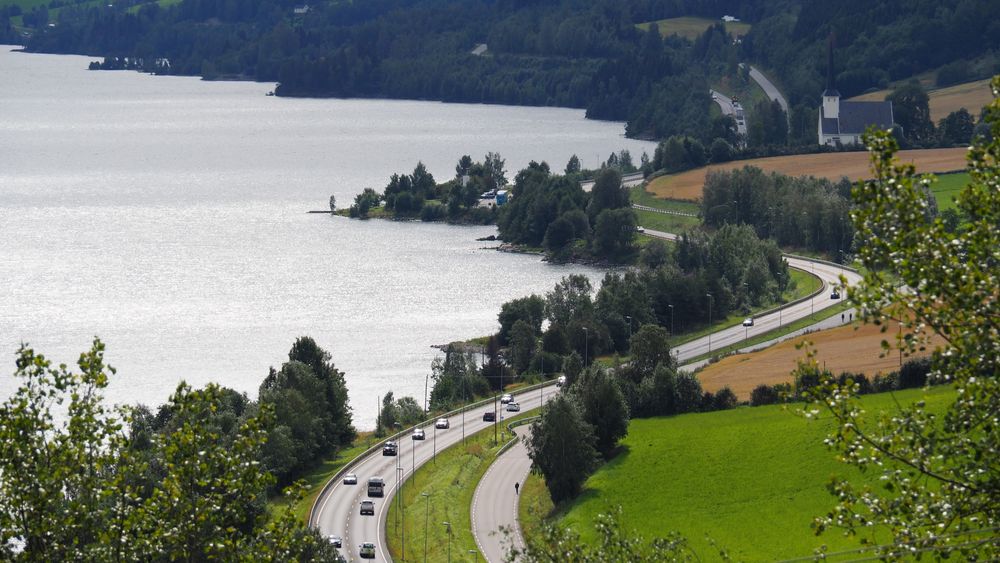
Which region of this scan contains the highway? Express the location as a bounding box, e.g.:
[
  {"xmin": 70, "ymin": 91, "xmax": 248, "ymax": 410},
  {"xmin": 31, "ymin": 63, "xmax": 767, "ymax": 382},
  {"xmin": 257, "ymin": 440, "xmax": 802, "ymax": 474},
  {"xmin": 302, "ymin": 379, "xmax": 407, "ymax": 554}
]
[
  {"xmin": 709, "ymin": 89, "xmax": 747, "ymax": 142},
  {"xmin": 312, "ymin": 228, "xmax": 861, "ymax": 563},
  {"xmin": 469, "ymin": 228, "xmax": 861, "ymax": 562},
  {"xmin": 310, "ymin": 382, "xmax": 559, "ymax": 562}
]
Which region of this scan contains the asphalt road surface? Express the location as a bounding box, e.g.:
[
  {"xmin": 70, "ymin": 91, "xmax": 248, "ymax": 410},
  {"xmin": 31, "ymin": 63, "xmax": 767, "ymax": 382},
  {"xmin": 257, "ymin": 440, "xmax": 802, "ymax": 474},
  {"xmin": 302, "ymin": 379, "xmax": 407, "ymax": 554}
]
[
  {"xmin": 470, "ymin": 425, "xmax": 533, "ymax": 562},
  {"xmin": 311, "ymin": 384, "xmax": 558, "ymax": 562},
  {"xmin": 710, "ymin": 89, "xmax": 748, "ymax": 140}
]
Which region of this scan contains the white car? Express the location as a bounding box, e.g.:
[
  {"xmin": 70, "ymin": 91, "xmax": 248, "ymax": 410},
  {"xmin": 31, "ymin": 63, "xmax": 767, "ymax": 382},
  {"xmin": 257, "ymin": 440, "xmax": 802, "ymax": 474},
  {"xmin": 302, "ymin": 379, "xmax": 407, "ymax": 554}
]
[
  {"xmin": 359, "ymin": 542, "xmax": 376, "ymax": 559},
  {"xmin": 506, "ymin": 402, "xmax": 521, "ymax": 412},
  {"xmin": 742, "ymin": 318, "xmax": 754, "ymax": 327},
  {"xmin": 412, "ymin": 428, "xmax": 425, "ymax": 440},
  {"xmin": 556, "ymin": 375, "xmax": 567, "ymax": 387},
  {"xmin": 328, "ymin": 535, "xmax": 342, "ymax": 548},
  {"xmin": 435, "ymin": 418, "xmax": 450, "ymax": 429},
  {"xmin": 500, "ymin": 393, "xmax": 513, "ymax": 404},
  {"xmin": 343, "ymin": 473, "xmax": 358, "ymax": 485}
]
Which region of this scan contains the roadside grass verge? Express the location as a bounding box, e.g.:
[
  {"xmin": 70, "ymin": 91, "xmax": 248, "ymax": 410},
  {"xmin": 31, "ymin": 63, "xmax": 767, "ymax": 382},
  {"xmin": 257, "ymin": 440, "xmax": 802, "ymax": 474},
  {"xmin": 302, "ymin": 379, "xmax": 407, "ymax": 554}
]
[
  {"xmin": 386, "ymin": 413, "xmax": 532, "ymax": 563},
  {"xmin": 629, "ymin": 186, "xmax": 701, "ymax": 213},
  {"xmin": 269, "ymin": 436, "xmax": 374, "ymax": 523},
  {"xmin": 529, "ymin": 386, "xmax": 953, "ymax": 561},
  {"xmin": 518, "ymin": 471, "xmax": 553, "ymax": 544},
  {"xmin": 683, "ymin": 299, "xmax": 851, "ymax": 368},
  {"xmin": 668, "ymin": 267, "xmax": 820, "ymax": 349},
  {"xmin": 635, "ymin": 208, "xmax": 700, "ymax": 233}
]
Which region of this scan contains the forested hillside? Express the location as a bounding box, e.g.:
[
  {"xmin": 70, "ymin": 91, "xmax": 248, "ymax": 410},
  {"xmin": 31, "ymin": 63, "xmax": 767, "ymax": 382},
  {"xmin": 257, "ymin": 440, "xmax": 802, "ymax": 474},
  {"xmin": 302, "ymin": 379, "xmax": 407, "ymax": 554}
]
[{"xmin": 4, "ymin": 0, "xmax": 997, "ymax": 142}]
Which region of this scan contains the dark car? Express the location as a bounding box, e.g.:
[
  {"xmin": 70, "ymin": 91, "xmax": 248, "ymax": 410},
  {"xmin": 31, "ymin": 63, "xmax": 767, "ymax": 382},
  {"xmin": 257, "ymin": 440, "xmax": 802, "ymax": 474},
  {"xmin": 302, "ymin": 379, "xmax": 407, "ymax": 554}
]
[
  {"xmin": 482, "ymin": 411, "xmax": 496, "ymax": 422},
  {"xmin": 360, "ymin": 500, "xmax": 375, "ymax": 515},
  {"xmin": 382, "ymin": 441, "xmax": 397, "ymax": 456}
]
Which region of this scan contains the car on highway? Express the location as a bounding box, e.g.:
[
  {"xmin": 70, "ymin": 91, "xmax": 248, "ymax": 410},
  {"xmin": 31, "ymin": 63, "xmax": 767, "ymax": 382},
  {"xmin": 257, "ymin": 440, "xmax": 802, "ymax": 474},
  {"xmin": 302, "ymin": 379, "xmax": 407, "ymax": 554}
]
[
  {"xmin": 435, "ymin": 417, "xmax": 450, "ymax": 429},
  {"xmin": 367, "ymin": 476, "xmax": 385, "ymax": 497},
  {"xmin": 382, "ymin": 441, "xmax": 397, "ymax": 456},
  {"xmin": 412, "ymin": 428, "xmax": 425, "ymax": 440},
  {"xmin": 328, "ymin": 535, "xmax": 342, "ymax": 548},
  {"xmin": 742, "ymin": 317, "xmax": 754, "ymax": 327},
  {"xmin": 482, "ymin": 411, "xmax": 495, "ymax": 422},
  {"xmin": 360, "ymin": 500, "xmax": 375, "ymax": 515},
  {"xmin": 636, "ymin": 226, "xmax": 645, "ymax": 233},
  {"xmin": 556, "ymin": 375, "xmax": 567, "ymax": 387},
  {"xmin": 501, "ymin": 393, "xmax": 513, "ymax": 404},
  {"xmin": 831, "ymin": 290, "xmax": 841, "ymax": 299},
  {"xmin": 506, "ymin": 402, "xmax": 520, "ymax": 412},
  {"xmin": 343, "ymin": 473, "xmax": 357, "ymax": 485},
  {"xmin": 359, "ymin": 542, "xmax": 376, "ymax": 559}
]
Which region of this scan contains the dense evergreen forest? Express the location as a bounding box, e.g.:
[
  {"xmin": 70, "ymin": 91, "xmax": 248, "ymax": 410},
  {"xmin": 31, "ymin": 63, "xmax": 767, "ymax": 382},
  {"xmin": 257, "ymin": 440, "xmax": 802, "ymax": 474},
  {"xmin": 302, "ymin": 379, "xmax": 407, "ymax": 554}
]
[{"xmin": 3, "ymin": 0, "xmax": 998, "ymax": 142}]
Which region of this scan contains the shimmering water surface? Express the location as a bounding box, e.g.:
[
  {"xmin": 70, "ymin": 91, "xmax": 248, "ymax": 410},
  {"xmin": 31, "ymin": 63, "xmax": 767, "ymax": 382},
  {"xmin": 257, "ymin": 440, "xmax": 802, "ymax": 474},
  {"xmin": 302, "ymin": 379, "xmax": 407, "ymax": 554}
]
[{"xmin": 0, "ymin": 47, "xmax": 654, "ymax": 427}]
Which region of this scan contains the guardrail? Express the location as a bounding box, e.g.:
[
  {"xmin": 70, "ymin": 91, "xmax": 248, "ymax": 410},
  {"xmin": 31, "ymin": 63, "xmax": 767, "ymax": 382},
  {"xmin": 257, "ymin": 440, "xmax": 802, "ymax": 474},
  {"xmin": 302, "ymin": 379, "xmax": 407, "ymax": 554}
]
[
  {"xmin": 307, "ymin": 378, "xmax": 559, "ymax": 527},
  {"xmin": 742, "ymin": 254, "xmax": 855, "ymax": 324},
  {"xmin": 783, "ymin": 252, "xmax": 859, "ymax": 273},
  {"xmin": 632, "ymin": 204, "xmax": 698, "ymax": 217},
  {"xmin": 494, "ymin": 416, "xmax": 540, "ymax": 457}
]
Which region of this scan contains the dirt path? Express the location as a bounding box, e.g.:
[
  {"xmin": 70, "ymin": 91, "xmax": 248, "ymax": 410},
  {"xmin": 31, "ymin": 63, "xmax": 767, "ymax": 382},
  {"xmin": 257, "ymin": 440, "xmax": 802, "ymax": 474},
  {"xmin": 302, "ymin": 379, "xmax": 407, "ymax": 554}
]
[
  {"xmin": 696, "ymin": 321, "xmax": 947, "ymax": 399},
  {"xmin": 647, "ymin": 148, "xmax": 967, "ymax": 201}
]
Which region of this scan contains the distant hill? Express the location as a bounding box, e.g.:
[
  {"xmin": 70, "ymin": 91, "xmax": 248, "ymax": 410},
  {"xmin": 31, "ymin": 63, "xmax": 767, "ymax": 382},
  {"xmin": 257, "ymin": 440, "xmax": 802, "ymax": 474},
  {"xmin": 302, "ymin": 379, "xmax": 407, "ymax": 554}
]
[{"xmin": 5, "ymin": 0, "xmax": 997, "ymax": 143}]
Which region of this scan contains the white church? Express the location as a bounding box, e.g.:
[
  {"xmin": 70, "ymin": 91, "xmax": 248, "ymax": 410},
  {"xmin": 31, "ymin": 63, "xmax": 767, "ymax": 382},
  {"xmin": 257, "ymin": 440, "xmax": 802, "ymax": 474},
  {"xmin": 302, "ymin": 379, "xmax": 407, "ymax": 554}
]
[{"xmin": 817, "ymin": 43, "xmax": 894, "ymax": 146}]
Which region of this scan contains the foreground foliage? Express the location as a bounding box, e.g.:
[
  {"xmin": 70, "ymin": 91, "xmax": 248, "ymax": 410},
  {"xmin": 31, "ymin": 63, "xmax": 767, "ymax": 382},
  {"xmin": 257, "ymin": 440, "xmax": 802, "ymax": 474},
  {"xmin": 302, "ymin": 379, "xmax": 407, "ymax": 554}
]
[
  {"xmin": 0, "ymin": 340, "xmax": 339, "ymax": 561},
  {"xmin": 802, "ymin": 76, "xmax": 1000, "ymax": 558}
]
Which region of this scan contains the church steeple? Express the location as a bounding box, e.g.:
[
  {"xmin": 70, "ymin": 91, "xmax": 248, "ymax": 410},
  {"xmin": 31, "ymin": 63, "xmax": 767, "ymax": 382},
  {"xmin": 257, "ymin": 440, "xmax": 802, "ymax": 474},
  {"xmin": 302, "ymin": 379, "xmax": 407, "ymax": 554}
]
[
  {"xmin": 822, "ymin": 32, "xmax": 840, "ymax": 120},
  {"xmin": 824, "ymin": 32, "xmax": 839, "ymax": 96}
]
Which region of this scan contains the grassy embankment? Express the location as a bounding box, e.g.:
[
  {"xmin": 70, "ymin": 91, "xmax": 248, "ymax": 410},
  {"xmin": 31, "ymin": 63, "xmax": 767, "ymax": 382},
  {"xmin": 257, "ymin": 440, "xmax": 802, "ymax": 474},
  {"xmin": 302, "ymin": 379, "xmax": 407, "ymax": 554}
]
[
  {"xmin": 636, "ymin": 16, "xmax": 751, "ymax": 40},
  {"xmin": 269, "ymin": 435, "xmax": 375, "ymax": 522},
  {"xmin": 930, "ymin": 171, "xmax": 969, "ymax": 212},
  {"xmin": 520, "ymin": 385, "xmax": 955, "ymax": 561},
  {"xmin": 385, "ymin": 412, "xmax": 533, "ymax": 563},
  {"xmin": 631, "ymin": 185, "xmax": 701, "ymax": 233}
]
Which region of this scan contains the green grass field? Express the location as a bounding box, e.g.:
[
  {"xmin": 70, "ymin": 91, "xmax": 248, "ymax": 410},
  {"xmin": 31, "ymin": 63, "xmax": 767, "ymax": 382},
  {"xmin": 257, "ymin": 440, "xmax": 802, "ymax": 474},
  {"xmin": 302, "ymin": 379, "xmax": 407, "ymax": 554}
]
[
  {"xmin": 532, "ymin": 386, "xmax": 953, "ymax": 561},
  {"xmin": 636, "ymin": 16, "xmax": 751, "ymax": 40},
  {"xmin": 931, "ymin": 171, "xmax": 968, "ymax": 212}
]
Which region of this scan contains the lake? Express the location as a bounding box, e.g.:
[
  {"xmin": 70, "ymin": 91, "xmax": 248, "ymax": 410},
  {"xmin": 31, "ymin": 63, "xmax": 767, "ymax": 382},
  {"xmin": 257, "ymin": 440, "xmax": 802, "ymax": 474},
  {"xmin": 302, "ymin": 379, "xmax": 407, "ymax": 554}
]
[{"xmin": 0, "ymin": 46, "xmax": 655, "ymax": 428}]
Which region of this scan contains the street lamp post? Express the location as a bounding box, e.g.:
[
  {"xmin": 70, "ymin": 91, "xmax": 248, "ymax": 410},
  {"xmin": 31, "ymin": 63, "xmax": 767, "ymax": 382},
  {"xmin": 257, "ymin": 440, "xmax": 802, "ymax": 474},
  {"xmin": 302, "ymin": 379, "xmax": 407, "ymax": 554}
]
[
  {"xmin": 396, "ymin": 466, "xmax": 405, "ymax": 561},
  {"xmin": 442, "ymin": 522, "xmax": 452, "ymax": 563},
  {"xmin": 433, "ymin": 423, "xmax": 437, "ymax": 465},
  {"xmin": 668, "ymin": 304, "xmax": 674, "ymax": 337},
  {"xmin": 583, "ymin": 327, "xmax": 589, "ymax": 365},
  {"xmin": 706, "ymin": 293, "xmax": 713, "ymax": 353},
  {"xmin": 424, "ymin": 374, "xmax": 428, "ymax": 414},
  {"xmin": 625, "ymin": 315, "xmax": 632, "ymax": 346},
  {"xmin": 421, "ymin": 493, "xmax": 430, "ymax": 563}
]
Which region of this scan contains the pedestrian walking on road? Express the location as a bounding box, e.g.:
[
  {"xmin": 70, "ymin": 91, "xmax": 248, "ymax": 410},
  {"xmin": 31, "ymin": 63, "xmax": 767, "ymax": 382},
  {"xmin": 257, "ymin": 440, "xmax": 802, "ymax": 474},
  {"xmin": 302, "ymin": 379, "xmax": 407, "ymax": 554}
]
[
  {"xmin": 515, "ymin": 482, "xmax": 520, "ymax": 495},
  {"xmin": 841, "ymin": 313, "xmax": 845, "ymax": 322}
]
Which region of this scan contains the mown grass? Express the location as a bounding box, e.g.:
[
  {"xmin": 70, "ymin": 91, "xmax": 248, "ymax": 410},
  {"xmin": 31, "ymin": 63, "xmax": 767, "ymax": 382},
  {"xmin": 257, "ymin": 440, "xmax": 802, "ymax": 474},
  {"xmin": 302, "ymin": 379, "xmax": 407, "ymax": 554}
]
[
  {"xmin": 269, "ymin": 434, "xmax": 375, "ymax": 523},
  {"xmin": 931, "ymin": 171, "xmax": 968, "ymax": 212},
  {"xmin": 386, "ymin": 413, "xmax": 531, "ymax": 563},
  {"xmin": 535, "ymin": 386, "xmax": 954, "ymax": 561},
  {"xmin": 636, "ymin": 16, "xmax": 751, "ymax": 40},
  {"xmin": 635, "ymin": 208, "xmax": 701, "ymax": 233},
  {"xmin": 630, "ymin": 185, "xmax": 701, "ymax": 213}
]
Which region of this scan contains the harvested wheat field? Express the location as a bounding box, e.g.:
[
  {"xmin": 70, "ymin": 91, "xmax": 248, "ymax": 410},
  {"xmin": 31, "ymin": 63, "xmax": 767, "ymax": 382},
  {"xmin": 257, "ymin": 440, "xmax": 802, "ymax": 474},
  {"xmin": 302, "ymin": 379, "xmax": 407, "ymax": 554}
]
[
  {"xmin": 696, "ymin": 321, "xmax": 947, "ymax": 400},
  {"xmin": 647, "ymin": 148, "xmax": 967, "ymax": 201},
  {"xmin": 850, "ymin": 78, "xmax": 993, "ymax": 122}
]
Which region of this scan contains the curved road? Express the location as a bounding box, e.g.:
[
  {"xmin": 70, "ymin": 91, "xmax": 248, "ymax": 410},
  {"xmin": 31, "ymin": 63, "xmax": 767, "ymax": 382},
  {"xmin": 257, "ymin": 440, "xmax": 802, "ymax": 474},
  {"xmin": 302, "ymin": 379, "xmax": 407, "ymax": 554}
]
[
  {"xmin": 311, "ymin": 384, "xmax": 557, "ymax": 562},
  {"xmin": 470, "ymin": 228, "xmax": 862, "ymax": 562},
  {"xmin": 313, "ymin": 227, "xmax": 861, "ymax": 563}
]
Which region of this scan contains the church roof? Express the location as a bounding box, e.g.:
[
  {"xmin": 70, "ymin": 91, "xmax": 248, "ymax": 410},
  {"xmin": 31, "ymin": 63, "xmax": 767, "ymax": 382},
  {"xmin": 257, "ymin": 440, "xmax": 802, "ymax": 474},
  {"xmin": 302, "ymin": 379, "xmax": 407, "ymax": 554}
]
[
  {"xmin": 822, "ymin": 88, "xmax": 840, "ymax": 97},
  {"xmin": 820, "ymin": 100, "xmax": 893, "ymax": 136}
]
